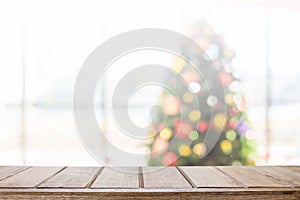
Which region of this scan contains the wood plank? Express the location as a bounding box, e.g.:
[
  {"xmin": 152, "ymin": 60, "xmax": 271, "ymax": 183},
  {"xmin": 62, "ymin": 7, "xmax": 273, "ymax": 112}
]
[
  {"xmin": 253, "ymin": 166, "xmax": 300, "ymax": 187},
  {"xmin": 38, "ymin": 167, "xmax": 100, "ymax": 188},
  {"xmin": 142, "ymin": 167, "xmax": 191, "ymax": 189},
  {"xmin": 92, "ymin": 167, "xmax": 139, "ymax": 188},
  {"xmin": 179, "ymin": 166, "xmax": 243, "ymax": 188},
  {"xmin": 0, "ymin": 166, "xmax": 63, "ymax": 188},
  {"xmin": 0, "ymin": 165, "xmax": 298, "ymax": 198},
  {"xmin": 287, "ymin": 166, "xmax": 300, "ymax": 173},
  {"xmin": 0, "ymin": 166, "xmax": 28, "ymax": 181},
  {"xmin": 217, "ymin": 166, "xmax": 288, "ymax": 188}
]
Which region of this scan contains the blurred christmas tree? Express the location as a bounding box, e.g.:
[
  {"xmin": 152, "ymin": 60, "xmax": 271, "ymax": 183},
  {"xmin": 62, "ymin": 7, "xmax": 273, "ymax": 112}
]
[{"xmin": 147, "ymin": 20, "xmax": 256, "ymax": 166}]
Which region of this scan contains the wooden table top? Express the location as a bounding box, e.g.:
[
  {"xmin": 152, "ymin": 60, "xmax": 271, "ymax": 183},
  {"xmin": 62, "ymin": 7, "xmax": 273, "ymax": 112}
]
[{"xmin": 0, "ymin": 166, "xmax": 299, "ymax": 199}]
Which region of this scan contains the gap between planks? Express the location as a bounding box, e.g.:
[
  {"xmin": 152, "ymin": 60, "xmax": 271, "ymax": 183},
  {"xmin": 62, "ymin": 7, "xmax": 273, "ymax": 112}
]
[
  {"xmin": 1, "ymin": 166, "xmax": 299, "ymax": 190},
  {"xmin": 35, "ymin": 167, "xmax": 67, "ymax": 188},
  {"xmin": 0, "ymin": 166, "xmax": 31, "ymax": 182},
  {"xmin": 176, "ymin": 167, "xmax": 197, "ymax": 188},
  {"xmin": 138, "ymin": 167, "xmax": 144, "ymax": 188},
  {"xmin": 214, "ymin": 167, "xmax": 248, "ymax": 188},
  {"xmin": 85, "ymin": 167, "xmax": 104, "ymax": 188}
]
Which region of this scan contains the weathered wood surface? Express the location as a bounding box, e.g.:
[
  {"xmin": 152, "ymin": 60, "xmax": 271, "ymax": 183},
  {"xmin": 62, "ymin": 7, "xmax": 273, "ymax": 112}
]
[
  {"xmin": 38, "ymin": 167, "xmax": 100, "ymax": 188},
  {"xmin": 217, "ymin": 166, "xmax": 288, "ymax": 188},
  {"xmin": 0, "ymin": 166, "xmax": 299, "ymax": 199},
  {"xmin": 142, "ymin": 167, "xmax": 191, "ymax": 188},
  {"xmin": 92, "ymin": 167, "xmax": 139, "ymax": 189},
  {"xmin": 179, "ymin": 166, "xmax": 243, "ymax": 188},
  {"xmin": 0, "ymin": 167, "xmax": 63, "ymax": 188}
]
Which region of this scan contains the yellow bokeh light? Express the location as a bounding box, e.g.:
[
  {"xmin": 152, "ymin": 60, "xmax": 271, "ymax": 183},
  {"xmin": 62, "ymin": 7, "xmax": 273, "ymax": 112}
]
[
  {"xmin": 159, "ymin": 128, "xmax": 173, "ymax": 140},
  {"xmin": 173, "ymin": 57, "xmax": 186, "ymax": 73},
  {"xmin": 225, "ymin": 93, "xmax": 234, "ymax": 105},
  {"xmin": 220, "ymin": 140, "xmax": 232, "ymax": 155},
  {"xmin": 189, "ymin": 110, "xmax": 201, "ymax": 121},
  {"xmin": 178, "ymin": 144, "xmax": 192, "ymax": 157},
  {"xmin": 193, "ymin": 143, "xmax": 206, "ymax": 156},
  {"xmin": 183, "ymin": 92, "xmax": 194, "ymax": 103},
  {"xmin": 213, "ymin": 113, "xmax": 227, "ymax": 131}
]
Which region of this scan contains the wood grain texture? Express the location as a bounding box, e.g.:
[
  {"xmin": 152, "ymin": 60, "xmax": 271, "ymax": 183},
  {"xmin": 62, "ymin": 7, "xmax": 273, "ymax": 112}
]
[
  {"xmin": 92, "ymin": 167, "xmax": 139, "ymax": 189},
  {"xmin": 0, "ymin": 190, "xmax": 299, "ymax": 200},
  {"xmin": 287, "ymin": 166, "xmax": 300, "ymax": 173},
  {"xmin": 253, "ymin": 166, "xmax": 300, "ymax": 187},
  {"xmin": 217, "ymin": 166, "xmax": 288, "ymax": 188},
  {"xmin": 0, "ymin": 166, "xmax": 299, "ymax": 199},
  {"xmin": 38, "ymin": 167, "xmax": 100, "ymax": 188},
  {"xmin": 0, "ymin": 166, "xmax": 28, "ymax": 181},
  {"xmin": 142, "ymin": 167, "xmax": 191, "ymax": 189},
  {"xmin": 179, "ymin": 166, "xmax": 243, "ymax": 188},
  {"xmin": 0, "ymin": 167, "xmax": 63, "ymax": 188}
]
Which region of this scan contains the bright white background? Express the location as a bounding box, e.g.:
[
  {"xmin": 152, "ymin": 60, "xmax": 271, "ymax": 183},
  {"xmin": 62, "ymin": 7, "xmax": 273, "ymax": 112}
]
[{"xmin": 0, "ymin": 0, "xmax": 299, "ymax": 166}]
